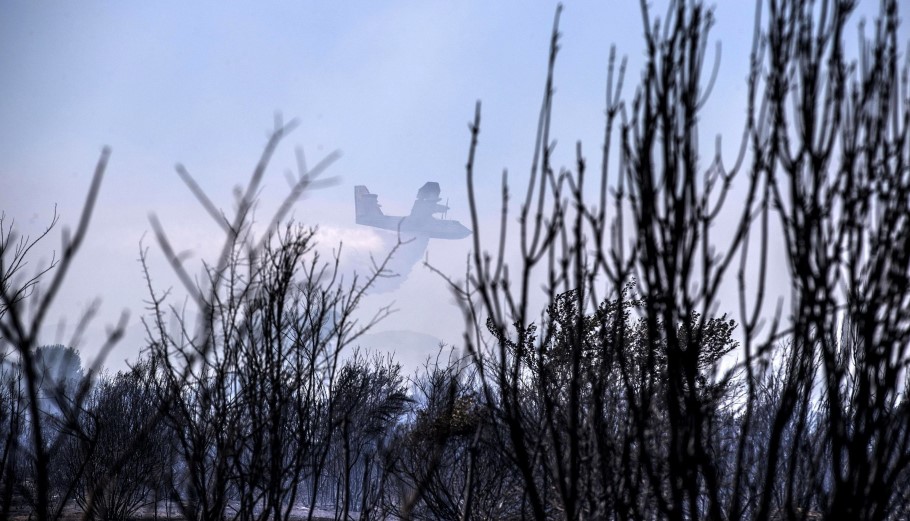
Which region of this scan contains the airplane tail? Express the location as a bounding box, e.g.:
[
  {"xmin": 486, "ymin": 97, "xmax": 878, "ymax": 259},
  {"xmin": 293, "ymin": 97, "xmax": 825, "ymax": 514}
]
[{"xmin": 354, "ymin": 185, "xmax": 384, "ymax": 224}]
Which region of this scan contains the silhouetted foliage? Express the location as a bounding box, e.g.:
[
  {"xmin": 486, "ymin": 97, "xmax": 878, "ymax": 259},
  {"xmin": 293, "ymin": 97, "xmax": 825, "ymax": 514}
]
[
  {"xmin": 0, "ymin": 150, "xmax": 127, "ymax": 521},
  {"xmin": 441, "ymin": 1, "xmax": 910, "ymax": 519},
  {"xmin": 61, "ymin": 360, "xmax": 170, "ymax": 521},
  {"xmin": 4, "ymin": 1, "xmax": 910, "ymax": 520}
]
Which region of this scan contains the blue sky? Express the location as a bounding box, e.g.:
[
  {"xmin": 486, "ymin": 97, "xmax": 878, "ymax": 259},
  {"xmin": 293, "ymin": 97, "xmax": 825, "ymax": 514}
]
[{"xmin": 1, "ymin": 1, "xmax": 902, "ymax": 369}]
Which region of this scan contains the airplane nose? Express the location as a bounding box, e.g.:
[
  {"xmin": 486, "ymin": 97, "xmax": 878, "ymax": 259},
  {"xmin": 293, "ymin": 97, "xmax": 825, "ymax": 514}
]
[{"xmin": 459, "ymin": 223, "xmax": 472, "ymax": 239}]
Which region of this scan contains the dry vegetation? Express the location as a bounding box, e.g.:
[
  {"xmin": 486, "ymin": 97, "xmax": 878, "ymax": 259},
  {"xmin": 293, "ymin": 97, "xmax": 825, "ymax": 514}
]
[{"xmin": 3, "ymin": 0, "xmax": 910, "ymax": 520}]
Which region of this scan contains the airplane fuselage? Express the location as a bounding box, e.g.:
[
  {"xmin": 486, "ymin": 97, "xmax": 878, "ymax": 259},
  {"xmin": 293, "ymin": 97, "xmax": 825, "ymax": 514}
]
[
  {"xmin": 356, "ymin": 214, "xmax": 471, "ymax": 240},
  {"xmin": 354, "ymin": 183, "xmax": 472, "ymax": 240}
]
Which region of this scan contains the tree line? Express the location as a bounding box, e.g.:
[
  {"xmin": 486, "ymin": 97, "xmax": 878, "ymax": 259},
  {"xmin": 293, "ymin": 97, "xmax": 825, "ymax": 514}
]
[{"xmin": 3, "ymin": 0, "xmax": 910, "ymax": 519}]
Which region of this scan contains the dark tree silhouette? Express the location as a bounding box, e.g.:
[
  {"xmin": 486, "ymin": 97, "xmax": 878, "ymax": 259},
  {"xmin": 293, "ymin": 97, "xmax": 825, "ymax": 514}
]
[
  {"xmin": 0, "ymin": 149, "xmax": 130, "ymax": 521},
  {"xmin": 141, "ymin": 117, "xmax": 401, "ymax": 521},
  {"xmin": 4, "ymin": 1, "xmax": 910, "ymax": 520},
  {"xmin": 443, "ymin": 1, "xmax": 910, "ymax": 520},
  {"xmin": 61, "ymin": 360, "xmax": 171, "ymax": 521}
]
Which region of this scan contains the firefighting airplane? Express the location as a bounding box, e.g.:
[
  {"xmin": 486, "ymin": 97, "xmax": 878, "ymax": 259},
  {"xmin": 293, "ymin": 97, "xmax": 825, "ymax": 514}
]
[{"xmin": 354, "ymin": 182, "xmax": 471, "ymax": 240}]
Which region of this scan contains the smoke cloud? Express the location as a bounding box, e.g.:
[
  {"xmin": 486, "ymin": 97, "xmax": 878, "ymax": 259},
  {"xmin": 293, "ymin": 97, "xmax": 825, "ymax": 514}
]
[{"xmin": 313, "ymin": 225, "xmax": 429, "ymax": 294}]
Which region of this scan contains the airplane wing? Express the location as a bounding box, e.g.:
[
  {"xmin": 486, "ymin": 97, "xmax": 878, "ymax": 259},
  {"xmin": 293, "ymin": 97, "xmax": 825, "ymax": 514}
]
[{"xmin": 410, "ymin": 182, "xmax": 448, "ymax": 218}]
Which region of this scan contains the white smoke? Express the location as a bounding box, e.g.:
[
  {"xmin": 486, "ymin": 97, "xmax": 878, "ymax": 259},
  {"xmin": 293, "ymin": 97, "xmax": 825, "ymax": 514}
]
[{"xmin": 313, "ymin": 225, "xmax": 429, "ymax": 294}]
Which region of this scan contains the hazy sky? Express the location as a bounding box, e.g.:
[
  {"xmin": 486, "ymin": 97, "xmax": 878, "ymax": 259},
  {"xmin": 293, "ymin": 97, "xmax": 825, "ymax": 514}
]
[{"xmin": 1, "ymin": 1, "xmax": 901, "ymax": 370}]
